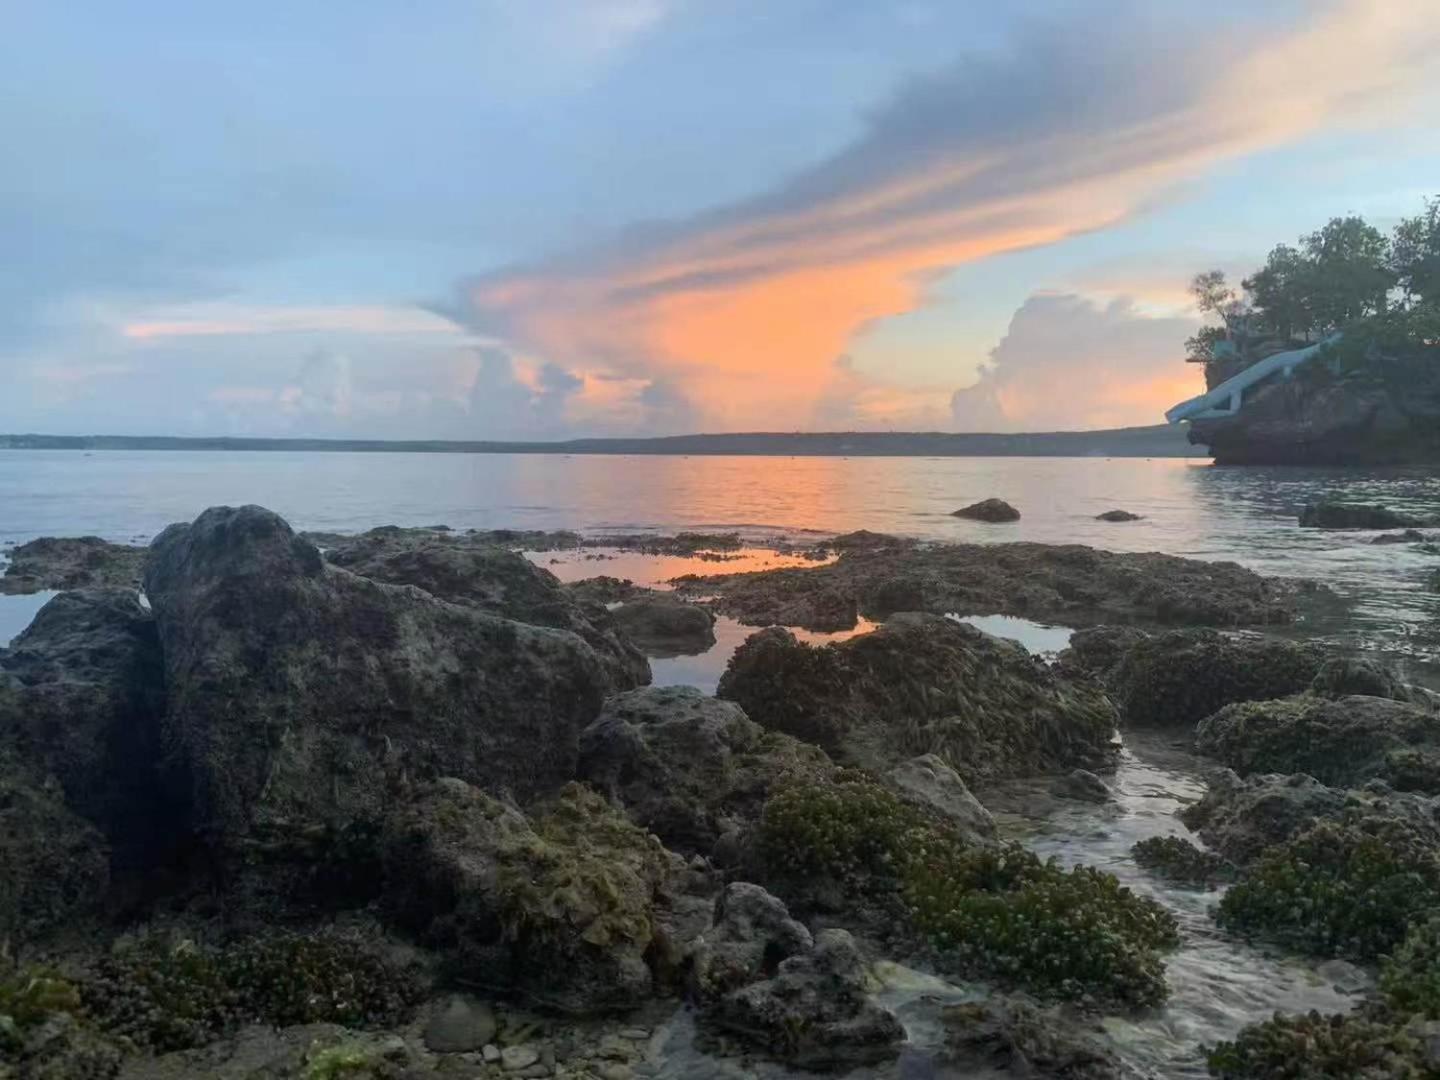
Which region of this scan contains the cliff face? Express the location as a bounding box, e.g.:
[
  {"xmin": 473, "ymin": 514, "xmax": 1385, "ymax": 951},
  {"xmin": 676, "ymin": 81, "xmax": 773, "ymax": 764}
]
[{"xmin": 1189, "ymin": 355, "xmax": 1440, "ymax": 465}]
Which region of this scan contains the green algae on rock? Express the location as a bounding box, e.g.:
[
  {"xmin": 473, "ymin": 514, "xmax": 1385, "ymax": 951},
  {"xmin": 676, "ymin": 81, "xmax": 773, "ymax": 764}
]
[
  {"xmin": 755, "ymin": 773, "xmax": 1179, "ymax": 1007},
  {"xmin": 1131, "ymin": 836, "xmax": 1234, "ymax": 888},
  {"xmin": 1206, "ymin": 1008, "xmax": 1437, "ymax": 1079},
  {"xmin": 380, "ymin": 779, "xmax": 677, "ymax": 1015},
  {"xmin": 1196, "ymin": 694, "xmax": 1440, "ymax": 794},
  {"xmin": 1380, "ymin": 915, "xmax": 1440, "ymax": 1019},
  {"xmin": 1108, "ymin": 629, "xmax": 1321, "ymax": 729},
  {"xmin": 1216, "ymin": 818, "xmax": 1440, "ymax": 961},
  {"xmin": 718, "ymin": 614, "xmax": 1118, "ymax": 782}
]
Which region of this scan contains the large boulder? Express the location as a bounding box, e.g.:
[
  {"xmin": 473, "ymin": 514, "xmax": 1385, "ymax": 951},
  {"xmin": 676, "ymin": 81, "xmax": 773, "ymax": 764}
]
[
  {"xmin": 609, "ymin": 594, "xmax": 716, "ymax": 657},
  {"xmin": 941, "ymin": 996, "xmax": 1123, "ymax": 1079},
  {"xmin": 0, "ymin": 750, "xmax": 110, "ymax": 948},
  {"xmin": 0, "ymin": 589, "xmax": 180, "ymax": 868},
  {"xmin": 1196, "ymin": 694, "xmax": 1440, "ymax": 794},
  {"xmin": 705, "ymin": 928, "xmax": 905, "ymax": 1071},
  {"xmin": 318, "ymin": 527, "xmax": 649, "ymax": 690},
  {"xmin": 717, "ymin": 614, "xmax": 1117, "ymax": 782},
  {"xmin": 1310, "ymin": 656, "xmax": 1434, "ymax": 706},
  {"xmin": 378, "ymin": 779, "xmax": 677, "ymax": 1015},
  {"xmin": 1108, "ymin": 629, "xmax": 1322, "ymax": 729},
  {"xmin": 142, "ymin": 506, "xmax": 612, "ymax": 841},
  {"xmin": 577, "ymin": 686, "xmax": 833, "ymax": 859}
]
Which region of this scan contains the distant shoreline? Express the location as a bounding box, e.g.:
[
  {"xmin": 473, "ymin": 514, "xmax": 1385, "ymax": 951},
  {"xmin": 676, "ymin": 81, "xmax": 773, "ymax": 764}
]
[{"xmin": 0, "ymin": 425, "xmax": 1202, "ymax": 458}]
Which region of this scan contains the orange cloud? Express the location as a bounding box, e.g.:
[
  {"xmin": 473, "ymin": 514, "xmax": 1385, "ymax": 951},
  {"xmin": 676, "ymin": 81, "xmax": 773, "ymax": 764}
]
[{"xmin": 453, "ymin": 0, "xmax": 1437, "ymax": 431}]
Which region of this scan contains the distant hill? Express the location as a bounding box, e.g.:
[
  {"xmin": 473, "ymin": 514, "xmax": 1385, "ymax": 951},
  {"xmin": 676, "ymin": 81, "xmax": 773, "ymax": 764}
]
[{"xmin": 0, "ymin": 424, "xmax": 1201, "ymax": 457}]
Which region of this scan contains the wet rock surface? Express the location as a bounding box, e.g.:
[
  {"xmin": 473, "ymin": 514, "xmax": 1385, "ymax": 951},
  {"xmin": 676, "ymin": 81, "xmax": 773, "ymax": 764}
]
[
  {"xmin": 885, "ymin": 753, "xmax": 997, "ymax": 845},
  {"xmin": 704, "ymin": 928, "xmax": 905, "ymax": 1071},
  {"xmin": 0, "ymin": 536, "xmax": 146, "ymax": 595},
  {"xmin": 1107, "ymin": 629, "xmax": 1322, "ymax": 729},
  {"xmin": 609, "ymin": 594, "xmax": 717, "ymax": 657},
  {"xmin": 1300, "ymin": 501, "xmax": 1434, "ymax": 529},
  {"xmin": 1095, "ymin": 509, "xmax": 1143, "ymax": 522},
  {"xmin": 143, "ymin": 506, "xmax": 613, "ymax": 841},
  {"xmin": 577, "ymin": 685, "xmax": 833, "ymax": 860},
  {"xmin": 316, "ymin": 526, "xmax": 650, "ymax": 690},
  {"xmin": 940, "ymin": 995, "xmax": 1125, "ymax": 1079},
  {"xmin": 717, "ymin": 613, "xmax": 1118, "ymax": 782},
  {"xmin": 952, "ymin": 498, "xmax": 1021, "ymax": 523},
  {"xmin": 1196, "ymin": 693, "xmax": 1440, "ymax": 793},
  {"xmin": 677, "ymin": 536, "xmax": 1316, "ymax": 630}
]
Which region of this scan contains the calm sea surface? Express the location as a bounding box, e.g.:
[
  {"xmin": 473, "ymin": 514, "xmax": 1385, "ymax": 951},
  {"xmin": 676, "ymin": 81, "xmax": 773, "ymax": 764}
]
[
  {"xmin": 3, "ymin": 449, "xmax": 1437, "ymax": 666},
  {"xmin": 2, "ymin": 447, "xmax": 1438, "ymax": 1075}
]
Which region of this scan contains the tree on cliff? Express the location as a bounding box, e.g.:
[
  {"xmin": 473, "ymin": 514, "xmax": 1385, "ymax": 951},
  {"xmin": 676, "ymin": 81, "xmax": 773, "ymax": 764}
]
[{"xmin": 1392, "ymin": 197, "xmax": 1440, "ymax": 307}]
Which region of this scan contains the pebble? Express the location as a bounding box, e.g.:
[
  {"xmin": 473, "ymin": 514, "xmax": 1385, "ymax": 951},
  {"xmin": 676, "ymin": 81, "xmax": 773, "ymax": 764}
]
[
  {"xmin": 618, "ymin": 1028, "xmax": 650, "ymax": 1041},
  {"xmin": 502, "ymin": 1045, "xmax": 541, "ymax": 1072},
  {"xmin": 483, "ymin": 1044, "xmax": 503, "ymax": 1064},
  {"xmin": 598, "ymin": 1065, "xmax": 634, "ymax": 1080}
]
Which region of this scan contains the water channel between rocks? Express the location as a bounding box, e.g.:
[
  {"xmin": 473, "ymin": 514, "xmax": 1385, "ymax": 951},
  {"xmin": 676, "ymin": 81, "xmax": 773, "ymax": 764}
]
[{"xmin": 529, "ymin": 546, "xmax": 1366, "ymax": 1078}]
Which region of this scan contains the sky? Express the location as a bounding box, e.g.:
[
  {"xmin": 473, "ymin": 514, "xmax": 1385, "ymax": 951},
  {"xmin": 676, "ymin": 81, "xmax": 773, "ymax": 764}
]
[{"xmin": 3, "ymin": 0, "xmax": 1438, "ymax": 439}]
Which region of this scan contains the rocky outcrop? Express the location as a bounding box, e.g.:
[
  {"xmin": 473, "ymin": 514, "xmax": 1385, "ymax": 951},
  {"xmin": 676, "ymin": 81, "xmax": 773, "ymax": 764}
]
[
  {"xmin": 1107, "ymin": 629, "xmax": 1322, "ymax": 729},
  {"xmin": 941, "ymin": 996, "xmax": 1124, "ymax": 1079},
  {"xmin": 1096, "ymin": 510, "xmax": 1143, "ymax": 522},
  {"xmin": 379, "ymin": 779, "xmax": 679, "ymax": 1015},
  {"xmin": 688, "ymin": 882, "xmax": 813, "ymax": 999},
  {"xmin": 609, "ymin": 594, "xmax": 716, "ymax": 657},
  {"xmin": 952, "ymin": 498, "xmax": 1021, "ymax": 523},
  {"xmin": 142, "ymin": 505, "xmax": 613, "ymax": 841},
  {"xmin": 577, "ymin": 686, "xmax": 833, "ymax": 859},
  {"xmin": 678, "ymin": 538, "xmax": 1315, "ymax": 630},
  {"xmin": 1188, "ymin": 362, "xmax": 1440, "ymax": 466},
  {"xmin": 0, "ymin": 589, "xmax": 180, "ymax": 868},
  {"xmin": 0, "ymin": 750, "xmax": 110, "ymax": 947},
  {"xmin": 1053, "ymin": 768, "xmax": 1113, "ymax": 803},
  {"xmin": 1195, "ymin": 694, "xmax": 1440, "ymax": 794},
  {"xmin": 1300, "ymin": 501, "xmax": 1434, "ymax": 530},
  {"xmin": 1181, "ymin": 769, "xmax": 1440, "ymax": 866},
  {"xmin": 0, "ymin": 537, "xmax": 146, "ymax": 595},
  {"xmin": 704, "ymin": 928, "xmax": 905, "ymax": 1071},
  {"xmin": 317, "ymin": 527, "xmax": 649, "ymax": 690},
  {"xmin": 1310, "ymin": 657, "xmax": 1434, "ymax": 705},
  {"xmin": 717, "ymin": 614, "xmax": 1118, "ymax": 782},
  {"xmin": 1056, "ymin": 625, "xmax": 1150, "ymax": 681}
]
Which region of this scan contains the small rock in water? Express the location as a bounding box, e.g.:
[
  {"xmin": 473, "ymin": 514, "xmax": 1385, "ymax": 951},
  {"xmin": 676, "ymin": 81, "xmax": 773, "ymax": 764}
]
[
  {"xmin": 1096, "ymin": 509, "xmax": 1143, "ymax": 522},
  {"xmin": 952, "ymin": 498, "xmax": 1021, "ymax": 523},
  {"xmin": 424, "ymin": 994, "xmax": 497, "ymax": 1053},
  {"xmin": 502, "ymin": 1045, "xmax": 541, "ymax": 1071},
  {"xmin": 1053, "ymin": 768, "xmax": 1112, "ymax": 803},
  {"xmin": 1318, "ymin": 958, "xmax": 1370, "ymax": 994},
  {"xmin": 483, "ymin": 1044, "xmax": 503, "ymax": 1063},
  {"xmin": 619, "ymin": 1027, "xmax": 651, "ymax": 1040}
]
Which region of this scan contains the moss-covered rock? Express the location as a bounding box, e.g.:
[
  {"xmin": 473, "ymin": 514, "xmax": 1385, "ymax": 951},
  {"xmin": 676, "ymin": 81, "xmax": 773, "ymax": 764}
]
[
  {"xmin": 380, "ymin": 779, "xmax": 677, "ymax": 1014},
  {"xmin": 1196, "ymin": 694, "xmax": 1440, "ymax": 793},
  {"xmin": 0, "ymin": 751, "xmax": 110, "ymax": 949},
  {"xmin": 1381, "ymin": 915, "xmax": 1440, "ymax": 1019},
  {"xmin": 942, "ymin": 995, "xmax": 1123, "ymax": 1079},
  {"xmin": 577, "ymin": 685, "xmax": 833, "ymax": 860},
  {"xmin": 1206, "ymin": 1009, "xmax": 1437, "ymax": 1079},
  {"xmin": 1109, "ymin": 629, "xmax": 1321, "ymax": 729},
  {"xmin": 0, "ymin": 969, "xmax": 122, "ymax": 1079},
  {"xmin": 753, "ymin": 773, "xmax": 1178, "ymax": 1007},
  {"xmin": 78, "ymin": 930, "xmax": 422, "ymax": 1053},
  {"xmin": 1131, "ymin": 836, "xmax": 1233, "ymax": 888},
  {"xmin": 1310, "ymin": 657, "xmax": 1432, "ymax": 705},
  {"xmin": 1179, "ymin": 771, "xmax": 1350, "ymax": 866},
  {"xmin": 1216, "ymin": 818, "xmax": 1440, "ymax": 961},
  {"xmin": 717, "ymin": 614, "xmax": 1118, "ymax": 782}
]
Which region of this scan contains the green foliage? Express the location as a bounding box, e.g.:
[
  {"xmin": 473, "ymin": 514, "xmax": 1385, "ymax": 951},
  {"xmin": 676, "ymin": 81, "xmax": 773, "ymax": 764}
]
[
  {"xmin": 757, "ymin": 773, "xmax": 1179, "ymax": 1007},
  {"xmin": 80, "ymin": 931, "xmax": 423, "ymax": 1053},
  {"xmin": 1132, "ymin": 836, "xmax": 1232, "ymax": 888},
  {"xmin": 304, "ymin": 1044, "xmax": 384, "ymax": 1080},
  {"xmin": 1381, "ymin": 915, "xmax": 1440, "ymax": 1018},
  {"xmin": 1216, "ymin": 820, "xmax": 1440, "ymax": 961},
  {"xmin": 1206, "ymin": 1009, "xmax": 1434, "ymax": 1079},
  {"xmin": 0, "ymin": 970, "xmax": 81, "ymax": 1053},
  {"xmin": 1392, "ymin": 197, "xmax": 1440, "ymax": 306}
]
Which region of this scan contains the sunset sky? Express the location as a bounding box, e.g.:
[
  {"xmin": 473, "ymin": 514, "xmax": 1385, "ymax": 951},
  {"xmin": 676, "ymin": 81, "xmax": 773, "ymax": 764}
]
[{"xmin": 4, "ymin": 1, "xmax": 1439, "ymax": 438}]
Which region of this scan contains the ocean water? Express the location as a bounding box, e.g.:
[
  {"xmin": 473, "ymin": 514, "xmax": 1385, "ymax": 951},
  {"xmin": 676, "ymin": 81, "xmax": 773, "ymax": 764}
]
[
  {"xmin": 2, "ymin": 448, "xmax": 1438, "ymax": 1075},
  {"xmin": 6, "ymin": 448, "xmax": 1433, "ymax": 664}
]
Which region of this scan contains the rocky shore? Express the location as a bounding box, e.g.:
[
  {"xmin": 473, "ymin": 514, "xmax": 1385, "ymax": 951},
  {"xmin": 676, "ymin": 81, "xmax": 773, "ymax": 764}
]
[{"xmin": 1, "ymin": 508, "xmax": 1437, "ymax": 1078}]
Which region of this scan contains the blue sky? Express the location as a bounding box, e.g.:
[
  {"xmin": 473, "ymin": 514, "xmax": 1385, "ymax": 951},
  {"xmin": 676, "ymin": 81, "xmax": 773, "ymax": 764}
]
[{"xmin": 3, "ymin": 0, "xmax": 1437, "ymax": 437}]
